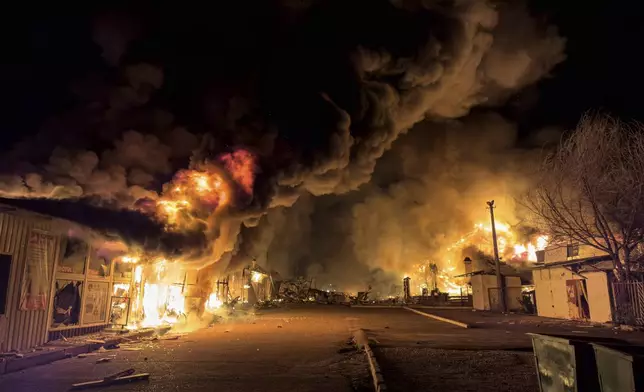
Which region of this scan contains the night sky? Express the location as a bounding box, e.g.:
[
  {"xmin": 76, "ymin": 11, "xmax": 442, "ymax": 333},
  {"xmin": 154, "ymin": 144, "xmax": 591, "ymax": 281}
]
[{"xmin": 2, "ymin": 0, "xmax": 643, "ymax": 146}]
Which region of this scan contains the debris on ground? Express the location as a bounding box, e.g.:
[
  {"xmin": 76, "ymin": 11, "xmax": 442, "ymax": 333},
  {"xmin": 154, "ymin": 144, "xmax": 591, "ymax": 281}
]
[
  {"xmin": 86, "ymin": 339, "xmax": 106, "ymax": 344},
  {"xmin": 96, "ymin": 358, "xmax": 112, "ymax": 364},
  {"xmin": 77, "ymin": 353, "xmax": 97, "ymax": 358},
  {"xmin": 70, "ymin": 368, "xmax": 150, "ymax": 390},
  {"xmin": 0, "ymin": 353, "xmax": 23, "ymax": 358}
]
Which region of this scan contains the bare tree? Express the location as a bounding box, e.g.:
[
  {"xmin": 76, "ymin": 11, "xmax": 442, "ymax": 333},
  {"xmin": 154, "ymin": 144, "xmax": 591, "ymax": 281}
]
[{"xmin": 525, "ymin": 114, "xmax": 644, "ymax": 280}]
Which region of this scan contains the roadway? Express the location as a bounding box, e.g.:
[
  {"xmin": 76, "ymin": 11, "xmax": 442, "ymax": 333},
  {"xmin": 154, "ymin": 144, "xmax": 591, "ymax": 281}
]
[{"xmin": 4, "ymin": 304, "xmax": 630, "ymax": 392}]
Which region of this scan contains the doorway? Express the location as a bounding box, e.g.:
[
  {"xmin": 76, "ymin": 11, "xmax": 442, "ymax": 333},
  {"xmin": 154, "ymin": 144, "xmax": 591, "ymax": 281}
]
[{"xmin": 566, "ymin": 279, "xmax": 590, "ymax": 319}]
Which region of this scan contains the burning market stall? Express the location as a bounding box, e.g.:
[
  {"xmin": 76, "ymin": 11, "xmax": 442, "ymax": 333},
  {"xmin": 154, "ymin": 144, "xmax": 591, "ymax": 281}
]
[
  {"xmin": 0, "ymin": 203, "xmax": 135, "ymax": 352},
  {"xmin": 107, "ymin": 255, "xmax": 201, "ymax": 331}
]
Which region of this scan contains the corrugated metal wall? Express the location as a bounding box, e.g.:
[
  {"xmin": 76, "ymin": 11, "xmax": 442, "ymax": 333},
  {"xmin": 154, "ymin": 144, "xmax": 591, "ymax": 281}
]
[{"xmin": 0, "ymin": 210, "xmax": 61, "ymax": 352}]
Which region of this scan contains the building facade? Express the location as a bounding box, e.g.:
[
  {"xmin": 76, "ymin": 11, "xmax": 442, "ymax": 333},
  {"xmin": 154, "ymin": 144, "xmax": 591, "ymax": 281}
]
[
  {"xmin": 532, "ymin": 242, "xmax": 614, "ymax": 323},
  {"xmin": 0, "ymin": 204, "xmax": 150, "ymax": 352}
]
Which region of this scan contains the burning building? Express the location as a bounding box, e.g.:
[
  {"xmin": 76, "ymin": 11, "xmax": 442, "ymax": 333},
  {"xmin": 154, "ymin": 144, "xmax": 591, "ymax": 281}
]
[{"xmin": 399, "ymin": 219, "xmax": 548, "ymax": 305}]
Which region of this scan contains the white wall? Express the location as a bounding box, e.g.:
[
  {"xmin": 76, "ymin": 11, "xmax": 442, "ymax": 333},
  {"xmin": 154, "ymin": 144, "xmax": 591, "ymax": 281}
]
[
  {"xmin": 585, "ymin": 271, "xmax": 612, "ymax": 323},
  {"xmin": 532, "ymin": 267, "xmax": 612, "ymax": 323},
  {"xmin": 471, "ymin": 274, "xmax": 522, "ymax": 311},
  {"xmin": 544, "ymin": 243, "xmax": 609, "ymax": 264}
]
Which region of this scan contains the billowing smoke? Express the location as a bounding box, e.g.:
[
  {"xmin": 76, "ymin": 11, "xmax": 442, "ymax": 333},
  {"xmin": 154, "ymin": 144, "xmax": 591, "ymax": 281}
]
[
  {"xmin": 1, "ymin": 1, "xmax": 565, "ymax": 274},
  {"xmin": 240, "ymin": 113, "xmax": 560, "ymax": 291}
]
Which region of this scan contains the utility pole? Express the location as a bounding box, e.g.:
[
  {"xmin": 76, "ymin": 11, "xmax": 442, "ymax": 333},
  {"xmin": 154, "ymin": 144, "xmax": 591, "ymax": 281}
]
[{"xmin": 487, "ymin": 200, "xmax": 507, "ymax": 313}]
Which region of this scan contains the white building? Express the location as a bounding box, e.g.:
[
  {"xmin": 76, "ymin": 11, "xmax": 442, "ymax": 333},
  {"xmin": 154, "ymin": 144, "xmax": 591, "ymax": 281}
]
[
  {"xmin": 463, "ymin": 257, "xmax": 526, "ymax": 311},
  {"xmin": 532, "ymin": 243, "xmax": 614, "ymax": 323}
]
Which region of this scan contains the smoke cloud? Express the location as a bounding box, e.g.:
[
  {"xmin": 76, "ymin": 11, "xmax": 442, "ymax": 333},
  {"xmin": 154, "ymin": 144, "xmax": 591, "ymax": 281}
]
[
  {"xmin": 240, "ymin": 113, "xmax": 560, "ymax": 291},
  {"xmin": 2, "ymin": 1, "xmax": 565, "ymax": 275}
]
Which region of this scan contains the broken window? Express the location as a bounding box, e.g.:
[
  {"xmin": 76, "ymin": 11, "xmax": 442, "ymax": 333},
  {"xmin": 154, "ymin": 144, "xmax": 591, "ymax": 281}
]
[
  {"xmin": 51, "ymin": 280, "xmax": 82, "ymax": 328},
  {"xmin": 113, "ymin": 260, "xmax": 133, "ymax": 280},
  {"xmin": 88, "ymin": 250, "xmax": 111, "ymax": 277},
  {"xmin": 58, "ymin": 238, "xmax": 88, "ymax": 275}
]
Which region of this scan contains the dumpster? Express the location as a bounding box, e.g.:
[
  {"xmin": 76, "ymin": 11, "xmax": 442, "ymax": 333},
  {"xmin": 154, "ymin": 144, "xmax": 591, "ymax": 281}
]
[
  {"xmin": 591, "ymin": 343, "xmax": 644, "ymax": 392},
  {"xmin": 527, "ymin": 333, "xmax": 626, "ymax": 392}
]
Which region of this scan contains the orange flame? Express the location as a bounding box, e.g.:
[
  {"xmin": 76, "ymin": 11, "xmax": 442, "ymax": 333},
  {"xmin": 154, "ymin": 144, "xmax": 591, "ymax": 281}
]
[
  {"xmin": 145, "ymin": 149, "xmax": 256, "ymax": 230},
  {"xmin": 154, "ymin": 167, "xmax": 229, "ymax": 229}
]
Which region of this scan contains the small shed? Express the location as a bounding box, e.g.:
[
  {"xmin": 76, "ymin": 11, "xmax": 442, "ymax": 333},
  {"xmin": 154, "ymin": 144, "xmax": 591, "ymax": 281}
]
[{"xmin": 532, "ymin": 243, "xmax": 614, "ymax": 323}]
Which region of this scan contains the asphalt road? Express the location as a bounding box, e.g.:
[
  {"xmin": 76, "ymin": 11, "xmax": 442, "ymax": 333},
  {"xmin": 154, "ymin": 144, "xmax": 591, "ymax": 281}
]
[
  {"xmin": 0, "ymin": 306, "xmax": 371, "ymax": 392},
  {"xmin": 5, "ymin": 305, "xmax": 634, "ymax": 392}
]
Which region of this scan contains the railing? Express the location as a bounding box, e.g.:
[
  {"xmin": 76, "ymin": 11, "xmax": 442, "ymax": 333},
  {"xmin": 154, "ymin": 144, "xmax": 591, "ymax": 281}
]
[{"xmin": 612, "ymin": 281, "xmax": 644, "ymax": 326}]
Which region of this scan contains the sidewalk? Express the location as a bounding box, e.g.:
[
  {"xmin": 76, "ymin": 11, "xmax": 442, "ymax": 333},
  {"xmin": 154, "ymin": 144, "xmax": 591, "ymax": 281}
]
[
  {"xmin": 408, "ymin": 307, "xmax": 644, "ymax": 345},
  {"xmin": 0, "ymin": 327, "xmax": 166, "ymax": 375}
]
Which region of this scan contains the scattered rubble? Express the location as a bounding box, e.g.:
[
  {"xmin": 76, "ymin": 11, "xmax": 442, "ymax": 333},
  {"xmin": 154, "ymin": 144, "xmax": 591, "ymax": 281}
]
[{"xmin": 618, "ymin": 324, "xmax": 636, "ymax": 332}]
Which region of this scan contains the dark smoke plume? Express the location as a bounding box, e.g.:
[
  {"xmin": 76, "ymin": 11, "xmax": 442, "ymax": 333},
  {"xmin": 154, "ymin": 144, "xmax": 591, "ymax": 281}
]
[{"xmin": 1, "ymin": 1, "xmax": 565, "ymax": 272}]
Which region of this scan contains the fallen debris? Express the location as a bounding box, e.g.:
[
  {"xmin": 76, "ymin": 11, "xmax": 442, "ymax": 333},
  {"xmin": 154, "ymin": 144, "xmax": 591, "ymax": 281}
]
[
  {"xmin": 70, "ymin": 368, "xmax": 150, "ymax": 390},
  {"xmin": 96, "ymin": 358, "xmax": 112, "ymax": 364},
  {"xmin": 0, "ymin": 353, "xmax": 22, "ymax": 358},
  {"xmin": 120, "ymin": 347, "xmax": 143, "ymax": 351},
  {"xmin": 86, "ymin": 339, "xmax": 106, "ymax": 344},
  {"xmin": 77, "ymin": 353, "xmax": 97, "ymax": 358}
]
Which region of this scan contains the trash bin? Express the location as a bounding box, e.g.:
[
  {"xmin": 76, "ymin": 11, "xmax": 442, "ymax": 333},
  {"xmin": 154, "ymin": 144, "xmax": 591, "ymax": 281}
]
[
  {"xmin": 527, "ymin": 333, "xmax": 625, "ymax": 392},
  {"xmin": 591, "ymin": 343, "xmax": 644, "ymax": 392}
]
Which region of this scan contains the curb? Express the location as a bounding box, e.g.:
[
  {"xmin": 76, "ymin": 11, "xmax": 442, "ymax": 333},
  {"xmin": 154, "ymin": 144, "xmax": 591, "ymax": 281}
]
[
  {"xmin": 410, "ymin": 305, "xmax": 473, "ymax": 310},
  {"xmin": 353, "ymin": 329, "xmax": 387, "ymax": 392},
  {"xmin": 0, "ymin": 327, "xmax": 162, "ymax": 376},
  {"xmin": 350, "ymin": 305, "xmax": 403, "ymax": 309},
  {"xmin": 403, "ymin": 306, "xmax": 470, "ymax": 328}
]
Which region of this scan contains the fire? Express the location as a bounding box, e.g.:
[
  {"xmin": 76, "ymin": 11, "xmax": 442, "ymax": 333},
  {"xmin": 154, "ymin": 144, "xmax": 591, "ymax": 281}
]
[
  {"xmin": 124, "ymin": 259, "xmax": 190, "ymax": 329},
  {"xmin": 148, "ymin": 150, "xmax": 256, "ymax": 230},
  {"xmin": 453, "ymin": 222, "xmax": 549, "ymax": 263},
  {"xmin": 251, "ymin": 271, "xmax": 264, "ymax": 283},
  {"xmin": 205, "ymin": 292, "xmax": 223, "ymax": 312},
  {"xmin": 120, "ymin": 255, "xmax": 139, "ymax": 264},
  {"xmin": 153, "ymin": 168, "xmax": 229, "ymax": 229}
]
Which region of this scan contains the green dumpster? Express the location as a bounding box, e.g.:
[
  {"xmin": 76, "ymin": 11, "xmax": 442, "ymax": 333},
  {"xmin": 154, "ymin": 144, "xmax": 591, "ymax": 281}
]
[
  {"xmin": 527, "ymin": 333, "xmax": 625, "ymax": 392},
  {"xmin": 591, "ymin": 343, "xmax": 644, "ymax": 392}
]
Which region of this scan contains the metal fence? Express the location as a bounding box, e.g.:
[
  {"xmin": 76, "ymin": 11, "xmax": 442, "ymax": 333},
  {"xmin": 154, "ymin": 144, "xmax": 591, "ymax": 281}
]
[{"xmin": 612, "ymin": 281, "xmax": 644, "ymax": 326}]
